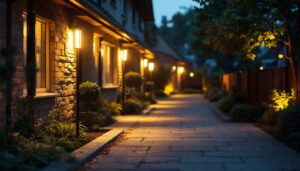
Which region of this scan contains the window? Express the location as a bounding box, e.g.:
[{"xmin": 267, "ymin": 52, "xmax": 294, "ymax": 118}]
[
  {"xmin": 102, "ymin": 43, "xmax": 115, "ymax": 85},
  {"xmin": 23, "ymin": 16, "xmax": 49, "ymax": 93}
]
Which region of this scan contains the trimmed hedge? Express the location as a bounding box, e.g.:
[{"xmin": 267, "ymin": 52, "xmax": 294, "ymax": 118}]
[
  {"xmin": 216, "ymin": 96, "xmax": 238, "ymax": 113},
  {"xmin": 229, "ymin": 104, "xmax": 263, "ymax": 122}
]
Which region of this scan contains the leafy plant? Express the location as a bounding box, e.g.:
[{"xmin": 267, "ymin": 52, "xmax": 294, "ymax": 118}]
[
  {"xmin": 216, "ymin": 96, "xmax": 239, "ymax": 113},
  {"xmin": 79, "ymin": 81, "xmax": 101, "ymax": 113},
  {"xmin": 270, "ymin": 89, "xmax": 296, "ymax": 112},
  {"xmin": 124, "ymin": 98, "xmax": 143, "ymax": 114},
  {"xmin": 262, "ymin": 110, "xmax": 279, "ymax": 125},
  {"xmin": 144, "ymin": 92, "xmax": 156, "ymax": 104},
  {"xmin": 229, "ymin": 104, "xmax": 263, "ymax": 122},
  {"xmin": 124, "ymin": 71, "xmax": 143, "ymax": 89},
  {"xmin": 107, "ymin": 102, "xmax": 122, "ymax": 116},
  {"xmin": 145, "ymin": 81, "xmax": 155, "ymax": 92},
  {"xmin": 152, "ymin": 66, "xmax": 172, "ymax": 91}
]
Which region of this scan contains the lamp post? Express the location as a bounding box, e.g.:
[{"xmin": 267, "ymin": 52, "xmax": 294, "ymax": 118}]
[
  {"xmin": 121, "ymin": 49, "xmax": 127, "ymax": 115},
  {"xmin": 143, "ymin": 58, "xmax": 148, "ymax": 93},
  {"xmin": 75, "ymin": 29, "xmax": 81, "ymax": 137},
  {"xmin": 178, "ymin": 66, "xmax": 184, "ymax": 90},
  {"xmin": 148, "ymin": 62, "xmax": 154, "ymax": 81}
]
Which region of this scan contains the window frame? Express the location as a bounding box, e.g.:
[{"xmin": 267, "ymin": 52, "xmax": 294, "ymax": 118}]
[
  {"xmin": 23, "ymin": 15, "xmax": 50, "ymax": 94},
  {"xmin": 101, "ymin": 41, "xmax": 116, "ymax": 87}
]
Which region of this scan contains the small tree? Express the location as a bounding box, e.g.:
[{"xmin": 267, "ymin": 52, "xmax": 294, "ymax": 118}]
[
  {"xmin": 124, "ymin": 71, "xmax": 143, "ymax": 89},
  {"xmin": 79, "ymin": 81, "xmax": 100, "ymax": 114}
]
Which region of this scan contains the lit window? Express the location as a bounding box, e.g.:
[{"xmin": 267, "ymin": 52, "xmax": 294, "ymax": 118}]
[
  {"xmin": 23, "ymin": 16, "xmax": 49, "ymax": 93},
  {"xmin": 102, "ymin": 43, "xmax": 115, "ymax": 85}
]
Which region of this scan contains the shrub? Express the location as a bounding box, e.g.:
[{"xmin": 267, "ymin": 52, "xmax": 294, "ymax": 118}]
[
  {"xmin": 144, "ymin": 92, "xmax": 156, "ymax": 104},
  {"xmin": 228, "ymin": 87, "xmax": 245, "ymax": 103},
  {"xmin": 125, "ymin": 72, "xmax": 143, "ymax": 89},
  {"xmin": 270, "ymin": 89, "xmax": 296, "ymax": 112},
  {"xmin": 164, "ymin": 82, "xmax": 175, "ymax": 96},
  {"xmin": 124, "ymin": 98, "xmax": 143, "ymax": 114},
  {"xmin": 107, "ymin": 102, "xmax": 122, "ymax": 116},
  {"xmin": 262, "ymin": 110, "xmax": 279, "ymax": 125},
  {"xmin": 276, "ymin": 105, "xmax": 300, "ymax": 142},
  {"xmin": 93, "ymin": 112, "xmax": 115, "ymax": 128},
  {"xmin": 207, "ymin": 89, "xmax": 227, "ymax": 102},
  {"xmin": 217, "ymin": 96, "xmax": 238, "ymax": 113},
  {"xmin": 229, "ymin": 104, "xmax": 263, "ymax": 122},
  {"xmin": 145, "ymin": 81, "xmax": 155, "ymax": 92},
  {"xmin": 79, "ymin": 81, "xmax": 101, "ymax": 113}
]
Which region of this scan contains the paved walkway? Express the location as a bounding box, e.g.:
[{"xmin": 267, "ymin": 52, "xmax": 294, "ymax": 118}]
[{"xmin": 80, "ymin": 94, "xmax": 300, "ymax": 171}]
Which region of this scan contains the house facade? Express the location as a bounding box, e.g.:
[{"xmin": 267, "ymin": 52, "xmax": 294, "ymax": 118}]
[
  {"xmin": 154, "ymin": 33, "xmax": 187, "ymax": 90},
  {"xmin": 0, "ymin": 0, "xmax": 155, "ymax": 129}
]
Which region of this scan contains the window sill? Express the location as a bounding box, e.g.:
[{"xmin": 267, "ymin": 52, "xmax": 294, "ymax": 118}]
[
  {"xmin": 21, "ymin": 92, "xmax": 59, "ymax": 99},
  {"xmin": 102, "ymin": 85, "xmax": 119, "ymax": 89}
]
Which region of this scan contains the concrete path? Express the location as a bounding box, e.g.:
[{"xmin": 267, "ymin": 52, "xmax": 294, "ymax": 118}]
[{"xmin": 79, "ymin": 94, "xmax": 300, "ymax": 171}]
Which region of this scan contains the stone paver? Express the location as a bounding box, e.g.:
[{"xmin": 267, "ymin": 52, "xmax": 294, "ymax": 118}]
[{"xmin": 79, "ymin": 94, "xmax": 300, "ymax": 171}]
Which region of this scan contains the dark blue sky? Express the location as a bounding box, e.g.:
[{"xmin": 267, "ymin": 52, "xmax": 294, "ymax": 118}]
[{"xmin": 153, "ymin": 0, "xmax": 199, "ymax": 27}]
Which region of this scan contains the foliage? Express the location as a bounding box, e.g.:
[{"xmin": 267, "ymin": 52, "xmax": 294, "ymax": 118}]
[
  {"xmin": 144, "ymin": 92, "xmax": 156, "ymax": 104},
  {"xmin": 164, "ymin": 82, "xmax": 175, "ymax": 96},
  {"xmin": 93, "ymin": 112, "xmax": 115, "ymax": 129},
  {"xmin": 193, "ymin": 0, "xmax": 300, "ymax": 73},
  {"xmin": 216, "ymin": 96, "xmax": 239, "ymax": 113},
  {"xmin": 13, "ymin": 96, "xmax": 35, "ymax": 137},
  {"xmin": 262, "ymin": 109, "xmax": 279, "ymax": 125},
  {"xmin": 203, "ymin": 75, "xmax": 220, "ymax": 92},
  {"xmin": 145, "ymin": 81, "xmax": 155, "ymax": 92},
  {"xmin": 205, "ymin": 88, "xmax": 227, "ymax": 102},
  {"xmin": 276, "ymin": 105, "xmax": 300, "ymax": 148},
  {"xmin": 152, "ymin": 66, "xmax": 172, "ymax": 91},
  {"xmin": 270, "ymin": 89, "xmax": 296, "ymax": 112},
  {"xmin": 124, "ymin": 71, "xmax": 143, "ymax": 89},
  {"xmin": 228, "ymin": 87, "xmax": 245, "ymax": 103},
  {"xmin": 107, "ymin": 102, "xmax": 122, "ymax": 116},
  {"xmin": 229, "ymin": 104, "xmax": 263, "ymax": 122},
  {"xmin": 124, "ymin": 98, "xmax": 143, "ymax": 114},
  {"xmin": 79, "ymin": 81, "xmax": 101, "ymax": 113}
]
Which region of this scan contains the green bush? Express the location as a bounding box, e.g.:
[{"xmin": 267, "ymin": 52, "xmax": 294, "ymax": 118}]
[
  {"xmin": 276, "ymin": 105, "xmax": 300, "ymax": 146},
  {"xmin": 93, "ymin": 112, "xmax": 115, "ymax": 129},
  {"xmin": 79, "ymin": 81, "xmax": 101, "ymax": 113},
  {"xmin": 206, "ymin": 89, "xmax": 227, "ymax": 102},
  {"xmin": 262, "ymin": 110, "xmax": 279, "ymax": 125},
  {"xmin": 229, "ymin": 104, "xmax": 263, "ymax": 122},
  {"xmin": 228, "ymin": 87, "xmax": 245, "ymax": 103},
  {"xmin": 107, "ymin": 102, "xmax": 122, "ymax": 116},
  {"xmin": 124, "ymin": 98, "xmax": 143, "ymax": 114},
  {"xmin": 125, "ymin": 71, "xmax": 143, "ymax": 89},
  {"xmin": 144, "ymin": 92, "xmax": 156, "ymax": 104},
  {"xmin": 217, "ymin": 96, "xmax": 239, "ymax": 113},
  {"xmin": 145, "ymin": 81, "xmax": 155, "ymax": 92}
]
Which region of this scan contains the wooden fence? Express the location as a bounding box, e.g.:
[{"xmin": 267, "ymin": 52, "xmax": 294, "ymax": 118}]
[{"xmin": 220, "ymin": 66, "xmax": 300, "ymax": 104}]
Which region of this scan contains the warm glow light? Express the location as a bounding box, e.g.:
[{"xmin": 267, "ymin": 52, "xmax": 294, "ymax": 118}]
[
  {"xmin": 67, "ymin": 30, "xmax": 74, "ymax": 50},
  {"xmin": 278, "ymin": 54, "xmax": 284, "ymax": 59},
  {"xmin": 75, "ymin": 29, "xmax": 81, "ymax": 49},
  {"xmin": 164, "ymin": 82, "xmax": 174, "ymax": 96},
  {"xmin": 172, "ymin": 66, "xmax": 176, "ymax": 71},
  {"xmin": 149, "ymin": 62, "xmax": 154, "ymax": 71},
  {"xmin": 121, "ymin": 49, "xmax": 127, "ymax": 61},
  {"xmin": 190, "ymin": 72, "xmax": 194, "ymax": 77},
  {"xmin": 259, "ymin": 66, "xmax": 264, "ymax": 70},
  {"xmin": 143, "ymin": 59, "xmax": 148, "ymax": 67},
  {"xmin": 178, "ymin": 67, "xmax": 184, "ymax": 73}
]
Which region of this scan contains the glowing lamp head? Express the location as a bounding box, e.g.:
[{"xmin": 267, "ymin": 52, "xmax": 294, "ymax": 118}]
[
  {"xmin": 178, "ymin": 67, "xmax": 184, "ymax": 73},
  {"xmin": 172, "ymin": 66, "xmax": 176, "ymax": 71},
  {"xmin": 143, "ymin": 59, "xmax": 148, "ymax": 67},
  {"xmin": 74, "ymin": 29, "xmax": 81, "ymax": 49},
  {"xmin": 259, "ymin": 66, "xmax": 264, "ymax": 70},
  {"xmin": 278, "ymin": 54, "xmax": 284, "ymax": 59},
  {"xmin": 149, "ymin": 62, "xmax": 154, "ymax": 71},
  {"xmin": 190, "ymin": 72, "xmax": 194, "ymax": 78},
  {"xmin": 121, "ymin": 49, "xmax": 127, "ymax": 61}
]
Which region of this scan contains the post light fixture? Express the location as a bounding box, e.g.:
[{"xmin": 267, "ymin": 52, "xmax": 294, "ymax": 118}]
[
  {"xmin": 278, "ymin": 54, "xmax": 284, "ymax": 59},
  {"xmin": 259, "ymin": 66, "xmax": 264, "ymax": 70},
  {"xmin": 74, "ymin": 28, "xmax": 82, "ymax": 137},
  {"xmin": 75, "ymin": 29, "xmax": 82, "ymax": 49},
  {"xmin": 121, "ymin": 49, "xmax": 128, "ymax": 115},
  {"xmin": 179, "ymin": 67, "xmax": 184, "ymax": 74},
  {"xmin": 172, "ymin": 65, "xmax": 177, "ymax": 71},
  {"xmin": 190, "ymin": 72, "xmax": 194, "ymax": 78},
  {"xmin": 148, "ymin": 62, "xmax": 154, "ymax": 71},
  {"xmin": 143, "ymin": 58, "xmax": 148, "ymax": 67}
]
